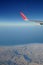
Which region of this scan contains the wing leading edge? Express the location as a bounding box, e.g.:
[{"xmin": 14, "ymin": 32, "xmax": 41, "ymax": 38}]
[{"xmin": 20, "ymin": 12, "xmax": 43, "ymax": 25}]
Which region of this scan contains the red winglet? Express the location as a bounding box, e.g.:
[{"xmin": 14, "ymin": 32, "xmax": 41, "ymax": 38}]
[{"xmin": 20, "ymin": 12, "xmax": 28, "ymax": 21}]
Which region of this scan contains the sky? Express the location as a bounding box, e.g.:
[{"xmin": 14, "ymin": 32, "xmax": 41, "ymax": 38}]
[
  {"xmin": 0, "ymin": 0, "xmax": 43, "ymax": 45},
  {"xmin": 0, "ymin": 0, "xmax": 43, "ymax": 22}
]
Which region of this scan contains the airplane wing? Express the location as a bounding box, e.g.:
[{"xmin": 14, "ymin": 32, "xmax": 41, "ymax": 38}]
[
  {"xmin": 20, "ymin": 12, "xmax": 43, "ymax": 25},
  {"xmin": 29, "ymin": 20, "xmax": 43, "ymax": 25}
]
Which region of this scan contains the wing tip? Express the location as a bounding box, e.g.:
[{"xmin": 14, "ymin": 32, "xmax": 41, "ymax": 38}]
[{"xmin": 20, "ymin": 11, "xmax": 28, "ymax": 21}]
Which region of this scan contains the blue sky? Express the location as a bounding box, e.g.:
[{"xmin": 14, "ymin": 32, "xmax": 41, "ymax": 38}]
[
  {"xmin": 0, "ymin": 0, "xmax": 43, "ymax": 45},
  {"xmin": 0, "ymin": 0, "xmax": 43, "ymax": 22}
]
